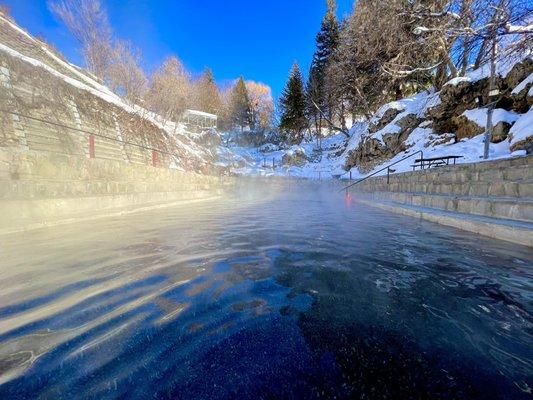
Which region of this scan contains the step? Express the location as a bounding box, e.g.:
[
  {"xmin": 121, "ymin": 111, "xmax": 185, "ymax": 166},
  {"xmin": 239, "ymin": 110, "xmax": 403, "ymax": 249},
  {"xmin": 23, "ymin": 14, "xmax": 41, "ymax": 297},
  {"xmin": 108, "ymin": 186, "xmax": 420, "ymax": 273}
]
[
  {"xmin": 371, "ymin": 165, "xmax": 533, "ymax": 186},
  {"xmin": 402, "ymin": 180, "xmax": 531, "ymax": 198},
  {"xmin": 354, "ymin": 179, "xmax": 533, "ymax": 199},
  {"xmin": 368, "ymin": 191, "xmax": 533, "ymax": 222},
  {"xmin": 355, "ymin": 198, "xmax": 533, "ymax": 247}
]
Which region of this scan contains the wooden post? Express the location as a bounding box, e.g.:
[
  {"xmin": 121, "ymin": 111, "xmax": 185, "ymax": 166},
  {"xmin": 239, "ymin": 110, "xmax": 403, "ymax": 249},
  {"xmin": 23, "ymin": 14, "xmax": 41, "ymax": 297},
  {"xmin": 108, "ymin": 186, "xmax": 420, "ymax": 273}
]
[{"xmin": 88, "ymin": 134, "xmax": 95, "ymax": 158}]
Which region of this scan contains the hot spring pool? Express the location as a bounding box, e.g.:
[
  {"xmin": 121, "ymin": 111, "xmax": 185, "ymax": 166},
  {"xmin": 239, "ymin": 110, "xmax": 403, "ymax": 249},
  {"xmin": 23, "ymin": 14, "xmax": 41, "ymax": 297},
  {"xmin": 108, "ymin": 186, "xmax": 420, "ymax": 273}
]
[{"xmin": 0, "ymin": 184, "xmax": 531, "ymax": 399}]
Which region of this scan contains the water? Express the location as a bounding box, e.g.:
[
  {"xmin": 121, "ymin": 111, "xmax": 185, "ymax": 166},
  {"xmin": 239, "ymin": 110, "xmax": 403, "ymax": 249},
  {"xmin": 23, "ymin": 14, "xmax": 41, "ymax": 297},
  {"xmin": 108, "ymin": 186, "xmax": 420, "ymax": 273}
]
[{"xmin": 0, "ymin": 183, "xmax": 532, "ymax": 399}]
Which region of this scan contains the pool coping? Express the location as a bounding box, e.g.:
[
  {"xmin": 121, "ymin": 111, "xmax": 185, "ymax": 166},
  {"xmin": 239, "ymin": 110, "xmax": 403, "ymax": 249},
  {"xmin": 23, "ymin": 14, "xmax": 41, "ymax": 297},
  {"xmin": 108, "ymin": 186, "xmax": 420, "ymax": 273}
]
[{"xmin": 354, "ymin": 197, "xmax": 533, "ymax": 247}]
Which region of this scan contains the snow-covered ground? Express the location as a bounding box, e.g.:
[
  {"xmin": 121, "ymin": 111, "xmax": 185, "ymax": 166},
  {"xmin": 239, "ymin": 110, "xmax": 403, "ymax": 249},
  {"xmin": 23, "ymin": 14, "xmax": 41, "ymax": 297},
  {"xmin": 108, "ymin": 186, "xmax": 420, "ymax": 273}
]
[
  {"xmin": 218, "ymin": 50, "xmax": 531, "ymax": 181},
  {"xmin": 218, "ymin": 133, "xmax": 349, "ymax": 180},
  {"xmin": 218, "ymin": 126, "xmax": 526, "ymax": 181}
]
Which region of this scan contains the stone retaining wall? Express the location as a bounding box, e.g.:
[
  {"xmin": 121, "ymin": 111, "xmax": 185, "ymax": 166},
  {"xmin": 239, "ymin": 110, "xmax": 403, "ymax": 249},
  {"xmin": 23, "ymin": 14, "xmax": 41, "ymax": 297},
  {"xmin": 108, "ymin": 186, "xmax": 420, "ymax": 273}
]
[
  {"xmin": 345, "ymin": 155, "xmax": 532, "ymax": 246},
  {"xmin": 0, "ymin": 148, "xmax": 235, "ymax": 233},
  {"xmin": 348, "ymin": 156, "xmax": 532, "ymax": 196}
]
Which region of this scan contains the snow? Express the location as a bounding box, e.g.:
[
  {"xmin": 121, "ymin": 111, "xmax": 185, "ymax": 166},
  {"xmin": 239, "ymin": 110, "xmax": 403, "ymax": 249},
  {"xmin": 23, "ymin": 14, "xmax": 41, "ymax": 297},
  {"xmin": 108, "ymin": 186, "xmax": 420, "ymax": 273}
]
[
  {"xmin": 219, "ymin": 70, "xmax": 530, "ymax": 181},
  {"xmin": 40, "ymin": 44, "xmax": 105, "ymax": 92},
  {"xmin": 505, "ymin": 23, "xmax": 533, "ymax": 34},
  {"xmin": 183, "ymin": 109, "xmax": 218, "ymax": 119},
  {"xmin": 372, "ymin": 123, "xmax": 401, "ymax": 144},
  {"xmin": 445, "ymin": 51, "xmax": 532, "ymax": 87},
  {"xmin": 346, "ymin": 127, "xmax": 517, "ymax": 180},
  {"xmin": 509, "ymin": 108, "xmax": 533, "ymax": 146},
  {"xmin": 221, "ymin": 134, "xmax": 349, "ymax": 180},
  {"xmin": 369, "ymin": 90, "xmax": 438, "ymax": 145},
  {"xmin": 219, "ymin": 118, "xmax": 527, "ymax": 181},
  {"xmin": 462, "ymin": 108, "xmax": 520, "ymax": 127},
  {"xmin": 0, "ymin": 14, "xmax": 36, "ymax": 43},
  {"xmin": 512, "ymin": 73, "xmax": 533, "ymax": 95},
  {"xmin": 370, "ymin": 101, "xmax": 405, "ymax": 126},
  {"xmin": 446, "ymin": 76, "xmax": 471, "ymax": 86}
]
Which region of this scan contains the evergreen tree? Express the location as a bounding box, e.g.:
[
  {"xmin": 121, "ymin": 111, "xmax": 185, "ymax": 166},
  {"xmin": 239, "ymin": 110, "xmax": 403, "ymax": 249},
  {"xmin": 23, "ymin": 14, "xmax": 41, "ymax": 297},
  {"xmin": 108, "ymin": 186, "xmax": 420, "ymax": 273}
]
[
  {"xmin": 279, "ymin": 63, "xmax": 307, "ymax": 142},
  {"xmin": 230, "ymin": 76, "xmax": 252, "ymax": 131},
  {"xmin": 308, "ymin": 0, "xmax": 340, "ymax": 128},
  {"xmin": 195, "ymin": 68, "xmax": 222, "ymax": 115}
]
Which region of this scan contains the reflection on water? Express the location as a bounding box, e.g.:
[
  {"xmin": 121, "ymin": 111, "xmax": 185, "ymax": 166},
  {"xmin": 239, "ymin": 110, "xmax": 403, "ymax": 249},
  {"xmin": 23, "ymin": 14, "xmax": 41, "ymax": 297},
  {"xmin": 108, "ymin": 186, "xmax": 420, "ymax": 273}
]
[{"xmin": 0, "ymin": 183, "xmax": 532, "ymax": 399}]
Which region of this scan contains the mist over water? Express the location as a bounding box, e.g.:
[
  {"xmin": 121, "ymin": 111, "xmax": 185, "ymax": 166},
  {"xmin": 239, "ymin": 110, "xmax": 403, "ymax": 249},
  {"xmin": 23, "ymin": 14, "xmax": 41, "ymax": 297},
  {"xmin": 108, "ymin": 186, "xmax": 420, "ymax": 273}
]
[{"xmin": 0, "ymin": 183, "xmax": 531, "ymax": 399}]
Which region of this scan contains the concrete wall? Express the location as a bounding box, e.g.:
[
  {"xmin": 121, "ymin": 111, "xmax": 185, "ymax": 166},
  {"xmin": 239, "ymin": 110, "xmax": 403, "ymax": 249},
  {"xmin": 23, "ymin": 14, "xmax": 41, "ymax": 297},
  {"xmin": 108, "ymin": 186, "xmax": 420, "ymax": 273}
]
[
  {"xmin": 345, "ymin": 156, "xmax": 533, "ymax": 246},
  {"xmin": 0, "ymin": 148, "xmax": 235, "ymax": 233},
  {"xmin": 348, "ymin": 156, "xmax": 532, "ymax": 196}
]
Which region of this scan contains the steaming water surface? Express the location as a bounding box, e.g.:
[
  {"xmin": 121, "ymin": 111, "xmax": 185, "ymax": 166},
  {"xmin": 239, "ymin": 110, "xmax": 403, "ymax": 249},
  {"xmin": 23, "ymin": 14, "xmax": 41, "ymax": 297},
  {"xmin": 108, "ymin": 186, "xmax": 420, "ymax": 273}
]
[{"xmin": 0, "ymin": 184, "xmax": 532, "ymax": 399}]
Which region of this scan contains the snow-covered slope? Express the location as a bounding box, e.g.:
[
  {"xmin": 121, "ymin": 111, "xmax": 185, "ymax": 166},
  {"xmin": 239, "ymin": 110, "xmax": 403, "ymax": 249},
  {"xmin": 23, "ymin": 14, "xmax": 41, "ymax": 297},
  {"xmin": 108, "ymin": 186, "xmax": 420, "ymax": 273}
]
[{"xmin": 220, "ymin": 53, "xmax": 532, "ymax": 180}]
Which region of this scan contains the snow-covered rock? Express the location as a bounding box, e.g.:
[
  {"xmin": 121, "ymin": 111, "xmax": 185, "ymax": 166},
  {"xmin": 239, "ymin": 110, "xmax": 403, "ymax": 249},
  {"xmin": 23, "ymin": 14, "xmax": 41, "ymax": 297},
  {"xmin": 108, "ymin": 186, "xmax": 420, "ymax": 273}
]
[
  {"xmin": 509, "ymin": 108, "xmax": 533, "ymax": 154},
  {"xmin": 259, "ymin": 143, "xmax": 280, "ymax": 153},
  {"xmin": 282, "ymin": 146, "xmax": 308, "ymax": 167},
  {"xmin": 456, "ymin": 108, "xmax": 520, "ymax": 143}
]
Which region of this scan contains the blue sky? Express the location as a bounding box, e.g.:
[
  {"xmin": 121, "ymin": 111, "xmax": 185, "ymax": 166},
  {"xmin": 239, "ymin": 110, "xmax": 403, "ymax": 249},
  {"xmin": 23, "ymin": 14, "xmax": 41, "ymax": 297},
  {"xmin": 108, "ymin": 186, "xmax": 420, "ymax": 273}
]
[{"xmin": 3, "ymin": 0, "xmax": 353, "ymax": 97}]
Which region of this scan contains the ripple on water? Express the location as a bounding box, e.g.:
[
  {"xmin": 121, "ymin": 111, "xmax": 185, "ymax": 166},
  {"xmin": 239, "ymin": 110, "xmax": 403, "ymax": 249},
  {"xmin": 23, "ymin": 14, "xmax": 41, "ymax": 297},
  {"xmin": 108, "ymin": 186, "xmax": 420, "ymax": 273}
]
[{"xmin": 0, "ymin": 186, "xmax": 532, "ymax": 399}]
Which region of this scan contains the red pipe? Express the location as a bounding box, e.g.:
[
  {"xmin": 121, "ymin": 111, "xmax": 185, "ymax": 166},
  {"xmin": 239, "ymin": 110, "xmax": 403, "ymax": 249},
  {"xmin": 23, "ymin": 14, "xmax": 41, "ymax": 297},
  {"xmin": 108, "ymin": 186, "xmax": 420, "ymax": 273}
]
[{"xmin": 88, "ymin": 134, "xmax": 95, "ymax": 158}]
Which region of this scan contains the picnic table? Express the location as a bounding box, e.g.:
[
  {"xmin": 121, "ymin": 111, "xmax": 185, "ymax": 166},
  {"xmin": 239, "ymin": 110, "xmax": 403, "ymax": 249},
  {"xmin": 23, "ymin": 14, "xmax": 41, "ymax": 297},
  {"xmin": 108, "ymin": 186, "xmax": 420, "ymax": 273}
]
[{"xmin": 412, "ymin": 155, "xmax": 463, "ymax": 171}]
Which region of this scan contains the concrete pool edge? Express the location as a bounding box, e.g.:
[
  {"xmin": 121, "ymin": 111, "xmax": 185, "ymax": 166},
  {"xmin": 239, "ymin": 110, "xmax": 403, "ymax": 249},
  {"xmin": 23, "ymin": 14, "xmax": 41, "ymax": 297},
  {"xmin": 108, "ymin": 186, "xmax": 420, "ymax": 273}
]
[
  {"xmin": 0, "ymin": 194, "xmax": 224, "ymax": 235},
  {"xmin": 355, "ymin": 197, "xmax": 533, "ymax": 247}
]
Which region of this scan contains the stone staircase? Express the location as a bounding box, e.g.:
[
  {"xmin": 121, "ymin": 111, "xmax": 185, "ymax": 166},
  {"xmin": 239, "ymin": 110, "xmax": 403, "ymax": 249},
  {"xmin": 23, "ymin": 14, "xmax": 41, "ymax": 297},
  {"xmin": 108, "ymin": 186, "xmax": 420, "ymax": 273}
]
[{"xmin": 348, "ymin": 156, "xmax": 533, "ymax": 246}]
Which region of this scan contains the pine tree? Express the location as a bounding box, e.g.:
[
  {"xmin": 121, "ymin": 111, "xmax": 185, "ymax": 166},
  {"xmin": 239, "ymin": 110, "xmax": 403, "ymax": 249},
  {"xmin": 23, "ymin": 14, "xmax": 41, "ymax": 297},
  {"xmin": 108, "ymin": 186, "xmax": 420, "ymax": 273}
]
[
  {"xmin": 195, "ymin": 68, "xmax": 222, "ymax": 115},
  {"xmin": 279, "ymin": 63, "xmax": 307, "ymax": 142},
  {"xmin": 230, "ymin": 76, "xmax": 252, "ymax": 132},
  {"xmin": 308, "ymin": 0, "xmax": 340, "ymax": 129}
]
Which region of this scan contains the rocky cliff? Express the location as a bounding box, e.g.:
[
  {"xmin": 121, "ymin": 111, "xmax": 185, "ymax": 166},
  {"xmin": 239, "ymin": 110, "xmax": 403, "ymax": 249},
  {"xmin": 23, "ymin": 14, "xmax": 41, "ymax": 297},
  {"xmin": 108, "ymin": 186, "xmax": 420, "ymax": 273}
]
[{"xmin": 344, "ymin": 55, "xmax": 532, "ymax": 173}]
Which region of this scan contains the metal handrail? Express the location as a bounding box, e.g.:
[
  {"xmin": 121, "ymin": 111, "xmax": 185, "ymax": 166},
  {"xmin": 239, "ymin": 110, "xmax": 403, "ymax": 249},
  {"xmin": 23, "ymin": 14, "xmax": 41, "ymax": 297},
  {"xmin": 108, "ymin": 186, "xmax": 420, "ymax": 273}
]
[{"xmin": 339, "ymin": 150, "xmax": 424, "ymax": 193}]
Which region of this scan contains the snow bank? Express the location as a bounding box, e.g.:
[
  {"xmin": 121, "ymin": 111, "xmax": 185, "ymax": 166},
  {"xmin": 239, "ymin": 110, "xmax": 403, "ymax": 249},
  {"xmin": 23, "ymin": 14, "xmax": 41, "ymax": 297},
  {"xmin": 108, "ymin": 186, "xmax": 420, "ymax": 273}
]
[
  {"xmin": 368, "ymin": 91, "xmax": 438, "ymax": 144},
  {"xmin": 509, "ymin": 108, "xmax": 533, "ymax": 146},
  {"xmin": 462, "ymin": 108, "xmax": 520, "ymax": 127},
  {"xmin": 446, "ymin": 51, "xmax": 532, "ymax": 87},
  {"xmin": 512, "ymin": 72, "xmax": 533, "ymax": 95}
]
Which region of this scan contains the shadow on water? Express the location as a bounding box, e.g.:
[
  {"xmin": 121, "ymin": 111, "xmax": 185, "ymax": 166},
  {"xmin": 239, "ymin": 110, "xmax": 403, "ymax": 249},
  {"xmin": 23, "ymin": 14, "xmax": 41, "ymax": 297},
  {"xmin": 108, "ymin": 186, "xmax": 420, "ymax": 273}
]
[{"xmin": 0, "ymin": 182, "xmax": 532, "ymax": 399}]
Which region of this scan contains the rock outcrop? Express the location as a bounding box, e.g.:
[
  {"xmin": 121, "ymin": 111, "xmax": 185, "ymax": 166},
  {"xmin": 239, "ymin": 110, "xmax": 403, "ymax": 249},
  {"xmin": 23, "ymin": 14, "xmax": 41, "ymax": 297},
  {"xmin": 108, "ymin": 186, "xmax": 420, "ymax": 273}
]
[
  {"xmin": 343, "ymin": 57, "xmax": 533, "ymax": 173},
  {"xmin": 428, "ymin": 58, "xmax": 532, "ymax": 135},
  {"xmin": 282, "ymin": 147, "xmax": 308, "ymax": 167},
  {"xmin": 368, "ymin": 107, "xmax": 403, "ymax": 134},
  {"xmin": 345, "ymin": 112, "xmax": 424, "ymax": 171}
]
